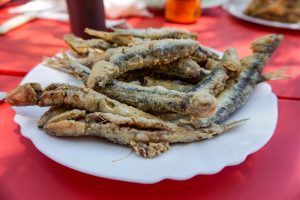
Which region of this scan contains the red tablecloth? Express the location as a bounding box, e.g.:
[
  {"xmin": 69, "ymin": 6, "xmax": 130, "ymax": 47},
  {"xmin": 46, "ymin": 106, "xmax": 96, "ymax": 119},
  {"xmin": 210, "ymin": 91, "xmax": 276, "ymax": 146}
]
[{"xmin": 1, "ymin": 7, "xmax": 300, "ymax": 200}]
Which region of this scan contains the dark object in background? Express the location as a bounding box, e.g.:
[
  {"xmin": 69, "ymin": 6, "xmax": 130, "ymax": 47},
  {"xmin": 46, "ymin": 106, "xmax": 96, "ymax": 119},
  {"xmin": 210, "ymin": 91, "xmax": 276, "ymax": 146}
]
[{"xmin": 66, "ymin": 0, "xmax": 106, "ymax": 39}]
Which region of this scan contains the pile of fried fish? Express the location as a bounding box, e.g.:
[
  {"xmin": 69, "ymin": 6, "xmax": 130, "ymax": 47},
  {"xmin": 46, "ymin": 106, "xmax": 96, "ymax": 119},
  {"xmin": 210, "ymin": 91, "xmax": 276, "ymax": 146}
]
[
  {"xmin": 6, "ymin": 27, "xmax": 288, "ymax": 158},
  {"xmin": 244, "ymin": 0, "xmax": 300, "ymax": 23}
]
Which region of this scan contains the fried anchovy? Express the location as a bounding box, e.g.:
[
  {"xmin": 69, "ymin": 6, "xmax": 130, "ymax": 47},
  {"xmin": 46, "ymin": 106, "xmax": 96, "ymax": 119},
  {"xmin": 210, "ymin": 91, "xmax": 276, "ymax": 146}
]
[
  {"xmin": 64, "ymin": 34, "xmax": 112, "ymax": 56},
  {"xmin": 96, "ymin": 80, "xmax": 217, "ymax": 117},
  {"xmin": 85, "ymin": 28, "xmax": 140, "ymax": 46},
  {"xmin": 86, "ymin": 39, "xmax": 199, "ymax": 87},
  {"xmin": 5, "ymin": 83, "xmax": 158, "ymax": 120},
  {"xmin": 77, "ymin": 45, "xmax": 213, "ymax": 80},
  {"xmin": 143, "ymin": 77, "xmax": 193, "ymax": 92},
  {"xmin": 39, "ymin": 108, "xmax": 245, "ymax": 157},
  {"xmin": 193, "ymin": 34, "xmax": 283, "ymax": 127},
  {"xmin": 39, "ymin": 107, "xmax": 176, "ymax": 131},
  {"xmin": 87, "ymin": 57, "xmax": 203, "ymax": 88},
  {"xmin": 113, "ymin": 27, "xmax": 198, "ymax": 40},
  {"xmin": 78, "ymin": 49, "xmax": 202, "ymax": 80}
]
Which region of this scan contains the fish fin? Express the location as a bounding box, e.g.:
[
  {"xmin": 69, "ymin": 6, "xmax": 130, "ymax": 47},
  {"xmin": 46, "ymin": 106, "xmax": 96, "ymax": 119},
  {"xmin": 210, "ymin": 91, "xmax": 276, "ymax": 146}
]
[
  {"xmin": 223, "ymin": 118, "xmax": 249, "ymax": 131},
  {"xmin": 261, "ymin": 67, "xmax": 291, "ymax": 81}
]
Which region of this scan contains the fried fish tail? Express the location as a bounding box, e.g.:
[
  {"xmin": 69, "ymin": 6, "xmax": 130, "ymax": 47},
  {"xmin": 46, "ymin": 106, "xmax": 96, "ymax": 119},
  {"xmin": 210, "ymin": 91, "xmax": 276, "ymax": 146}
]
[{"xmin": 261, "ymin": 67, "xmax": 290, "ymax": 81}]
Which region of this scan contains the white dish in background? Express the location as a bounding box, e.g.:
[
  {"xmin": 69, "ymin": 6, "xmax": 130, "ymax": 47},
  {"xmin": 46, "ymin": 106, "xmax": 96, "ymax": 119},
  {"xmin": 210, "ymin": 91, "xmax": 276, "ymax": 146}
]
[
  {"xmin": 0, "ymin": 91, "xmax": 7, "ymax": 102},
  {"xmin": 202, "ymin": 0, "xmax": 225, "ymax": 9},
  {"xmin": 223, "ymin": 0, "xmax": 300, "ymax": 30},
  {"xmin": 12, "ymin": 50, "xmax": 278, "ymax": 184},
  {"xmin": 142, "ymin": 0, "xmax": 225, "ymax": 9}
]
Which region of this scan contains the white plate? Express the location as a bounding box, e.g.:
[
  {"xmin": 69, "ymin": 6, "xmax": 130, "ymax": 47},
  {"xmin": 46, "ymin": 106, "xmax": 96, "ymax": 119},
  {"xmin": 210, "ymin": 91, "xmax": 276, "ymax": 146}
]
[
  {"xmin": 223, "ymin": 0, "xmax": 300, "ymax": 30},
  {"xmin": 202, "ymin": 0, "xmax": 225, "ymax": 9},
  {"xmin": 12, "ymin": 55, "xmax": 278, "ymax": 184}
]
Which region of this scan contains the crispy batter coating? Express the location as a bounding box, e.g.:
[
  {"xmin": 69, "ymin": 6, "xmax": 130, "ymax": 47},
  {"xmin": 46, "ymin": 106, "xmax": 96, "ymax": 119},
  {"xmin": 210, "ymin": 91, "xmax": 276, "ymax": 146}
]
[{"xmin": 113, "ymin": 27, "xmax": 198, "ymax": 40}]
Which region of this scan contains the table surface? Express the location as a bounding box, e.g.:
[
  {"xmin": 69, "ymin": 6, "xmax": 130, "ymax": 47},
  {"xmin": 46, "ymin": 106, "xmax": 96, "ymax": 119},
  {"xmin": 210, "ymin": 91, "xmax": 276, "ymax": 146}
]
[{"xmin": 0, "ymin": 7, "xmax": 300, "ymax": 200}]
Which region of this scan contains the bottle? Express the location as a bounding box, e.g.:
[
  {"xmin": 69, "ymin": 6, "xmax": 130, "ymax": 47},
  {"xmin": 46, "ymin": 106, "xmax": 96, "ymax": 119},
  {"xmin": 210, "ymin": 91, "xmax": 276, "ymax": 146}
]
[
  {"xmin": 165, "ymin": 0, "xmax": 201, "ymax": 23},
  {"xmin": 66, "ymin": 0, "xmax": 106, "ymax": 39}
]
